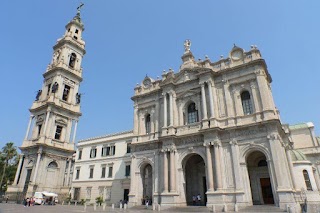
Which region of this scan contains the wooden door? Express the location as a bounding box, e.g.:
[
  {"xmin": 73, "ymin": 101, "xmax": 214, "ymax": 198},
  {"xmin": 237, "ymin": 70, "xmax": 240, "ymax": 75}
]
[{"xmin": 260, "ymin": 178, "xmax": 274, "ymax": 204}]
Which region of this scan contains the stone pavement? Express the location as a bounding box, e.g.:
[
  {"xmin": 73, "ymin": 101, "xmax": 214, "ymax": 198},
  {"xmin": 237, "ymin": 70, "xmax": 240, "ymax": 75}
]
[{"xmin": 0, "ymin": 203, "xmax": 305, "ymax": 213}]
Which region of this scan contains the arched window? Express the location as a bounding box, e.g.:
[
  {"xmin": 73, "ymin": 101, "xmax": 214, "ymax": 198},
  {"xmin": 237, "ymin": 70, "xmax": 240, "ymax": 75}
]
[
  {"xmin": 69, "ymin": 53, "xmax": 77, "ymax": 68},
  {"xmin": 187, "ymin": 103, "xmax": 198, "ymax": 124},
  {"xmin": 303, "ymin": 170, "xmax": 313, "ymax": 191},
  {"xmin": 48, "ymin": 161, "xmax": 58, "ymax": 169},
  {"xmin": 145, "ymin": 114, "xmax": 151, "ymax": 134},
  {"xmin": 241, "ymin": 91, "xmax": 253, "ymax": 115}
]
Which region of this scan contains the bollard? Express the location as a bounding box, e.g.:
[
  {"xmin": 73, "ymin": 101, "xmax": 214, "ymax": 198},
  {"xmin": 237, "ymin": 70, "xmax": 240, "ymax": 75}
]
[
  {"xmin": 120, "ymin": 203, "xmax": 123, "ymax": 209},
  {"xmin": 224, "ymin": 204, "xmax": 227, "ymax": 212},
  {"xmin": 112, "ymin": 203, "xmax": 115, "ymax": 209},
  {"xmin": 84, "ymin": 203, "xmax": 87, "ymax": 211},
  {"xmin": 75, "ymin": 201, "xmax": 77, "ymax": 206},
  {"xmin": 124, "ymin": 203, "xmax": 127, "ymax": 209},
  {"xmin": 68, "ymin": 201, "xmax": 71, "ymax": 205},
  {"xmin": 212, "ymin": 205, "xmax": 215, "ymax": 213},
  {"xmin": 234, "ymin": 203, "xmax": 238, "ymax": 212},
  {"xmin": 94, "ymin": 203, "xmax": 97, "ymax": 211},
  {"xmin": 62, "ymin": 201, "xmax": 64, "ymax": 205},
  {"xmin": 158, "ymin": 204, "xmax": 161, "ymax": 211},
  {"xmin": 153, "ymin": 204, "xmax": 156, "ymax": 211},
  {"xmin": 103, "ymin": 203, "xmax": 106, "ymax": 210}
]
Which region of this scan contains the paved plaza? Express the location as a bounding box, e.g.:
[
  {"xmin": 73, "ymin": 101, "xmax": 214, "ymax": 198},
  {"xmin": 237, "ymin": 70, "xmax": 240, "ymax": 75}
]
[{"xmin": 0, "ymin": 203, "xmax": 304, "ymax": 213}]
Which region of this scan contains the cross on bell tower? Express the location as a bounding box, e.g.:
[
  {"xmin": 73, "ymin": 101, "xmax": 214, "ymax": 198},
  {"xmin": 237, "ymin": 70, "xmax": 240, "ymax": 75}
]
[{"xmin": 7, "ymin": 4, "xmax": 86, "ymax": 198}]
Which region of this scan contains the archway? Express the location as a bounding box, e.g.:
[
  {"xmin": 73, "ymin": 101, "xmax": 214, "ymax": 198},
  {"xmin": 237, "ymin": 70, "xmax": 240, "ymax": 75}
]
[
  {"xmin": 246, "ymin": 151, "xmax": 274, "ymax": 205},
  {"xmin": 184, "ymin": 154, "xmax": 207, "ymax": 206},
  {"xmin": 141, "ymin": 164, "xmax": 152, "ymax": 205}
]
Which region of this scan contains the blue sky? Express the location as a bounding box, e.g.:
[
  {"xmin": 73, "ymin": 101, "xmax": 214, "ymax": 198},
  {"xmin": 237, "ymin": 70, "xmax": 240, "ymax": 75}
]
[{"xmin": 0, "ymin": 1, "xmax": 319, "ymax": 149}]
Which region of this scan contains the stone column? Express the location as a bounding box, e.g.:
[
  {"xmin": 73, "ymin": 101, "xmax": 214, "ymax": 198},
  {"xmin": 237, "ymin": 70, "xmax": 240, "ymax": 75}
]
[
  {"xmin": 163, "ymin": 94, "xmax": 167, "ymax": 127},
  {"xmin": 285, "ymin": 147, "xmax": 297, "ymax": 190},
  {"xmin": 13, "ymin": 154, "xmax": 24, "ymax": 185},
  {"xmin": 133, "ymin": 104, "xmax": 139, "ymax": 134},
  {"xmin": 205, "ymin": 144, "xmax": 214, "ymax": 191},
  {"xmin": 72, "ymin": 120, "xmax": 78, "ymax": 143},
  {"xmin": 313, "ymin": 168, "xmax": 320, "ymax": 191},
  {"xmin": 230, "ymin": 139, "xmax": 243, "ymax": 190},
  {"xmin": 129, "ymin": 155, "xmax": 136, "ymax": 195},
  {"xmin": 42, "ymin": 110, "xmax": 51, "ymax": 136},
  {"xmin": 214, "ymin": 141, "xmax": 223, "ymax": 190},
  {"xmin": 255, "ymin": 70, "xmax": 272, "ymax": 111},
  {"xmin": 201, "ymin": 84, "xmax": 208, "ymax": 120},
  {"xmin": 25, "ymin": 115, "xmax": 34, "ymax": 140},
  {"xmin": 207, "ymin": 81, "xmax": 215, "ymax": 119},
  {"xmin": 169, "ymin": 150, "xmax": 176, "ymax": 192},
  {"xmin": 163, "ymin": 151, "xmax": 169, "ymax": 192},
  {"xmin": 66, "ymin": 158, "xmax": 72, "ymax": 186},
  {"xmin": 32, "ymin": 147, "xmax": 43, "ymax": 183},
  {"xmin": 223, "ymin": 81, "xmax": 235, "ymax": 123},
  {"xmin": 232, "ymin": 90, "xmax": 243, "ymax": 116},
  {"xmin": 268, "ymin": 133, "xmax": 291, "ymax": 189},
  {"xmin": 169, "ymin": 93, "xmax": 174, "ymax": 126},
  {"xmin": 250, "ymin": 82, "xmax": 261, "ymax": 113}
]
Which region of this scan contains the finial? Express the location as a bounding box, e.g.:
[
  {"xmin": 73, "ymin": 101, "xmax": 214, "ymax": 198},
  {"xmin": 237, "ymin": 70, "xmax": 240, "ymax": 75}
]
[
  {"xmin": 233, "ymin": 43, "xmax": 236, "ymax": 47},
  {"xmin": 184, "ymin": 39, "xmax": 191, "ymax": 52},
  {"xmin": 77, "ymin": 2, "xmax": 84, "ymax": 16},
  {"xmin": 220, "ymin": 55, "xmax": 224, "ymax": 59},
  {"xmin": 205, "ymin": 55, "xmax": 209, "ymax": 60}
]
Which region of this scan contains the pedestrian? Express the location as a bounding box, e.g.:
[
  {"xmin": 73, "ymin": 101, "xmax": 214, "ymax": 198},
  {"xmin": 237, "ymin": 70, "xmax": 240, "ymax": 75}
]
[
  {"xmin": 192, "ymin": 195, "xmax": 196, "ymax": 206},
  {"xmin": 5, "ymin": 196, "xmax": 8, "ymax": 203},
  {"xmin": 145, "ymin": 199, "xmax": 149, "ymax": 209},
  {"xmin": 26, "ymin": 197, "xmax": 30, "ymax": 207},
  {"xmin": 197, "ymin": 194, "xmax": 201, "ymax": 206}
]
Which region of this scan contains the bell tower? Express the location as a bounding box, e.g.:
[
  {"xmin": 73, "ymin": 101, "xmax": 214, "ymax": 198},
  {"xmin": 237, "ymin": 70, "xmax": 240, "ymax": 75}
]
[{"xmin": 7, "ymin": 5, "xmax": 86, "ymax": 199}]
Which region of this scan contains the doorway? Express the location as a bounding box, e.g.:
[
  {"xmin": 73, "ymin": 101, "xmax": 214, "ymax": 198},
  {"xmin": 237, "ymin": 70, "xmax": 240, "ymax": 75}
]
[
  {"xmin": 247, "ymin": 151, "xmax": 274, "ymax": 205},
  {"xmin": 184, "ymin": 154, "xmax": 207, "ymax": 206},
  {"xmin": 142, "ymin": 164, "xmax": 152, "ymax": 204}
]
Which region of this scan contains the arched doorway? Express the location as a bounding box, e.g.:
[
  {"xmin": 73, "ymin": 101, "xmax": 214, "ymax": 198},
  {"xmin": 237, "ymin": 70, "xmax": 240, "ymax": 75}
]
[
  {"xmin": 184, "ymin": 154, "xmax": 207, "ymax": 206},
  {"xmin": 141, "ymin": 164, "xmax": 152, "ymax": 205},
  {"xmin": 247, "ymin": 151, "xmax": 274, "ymax": 205}
]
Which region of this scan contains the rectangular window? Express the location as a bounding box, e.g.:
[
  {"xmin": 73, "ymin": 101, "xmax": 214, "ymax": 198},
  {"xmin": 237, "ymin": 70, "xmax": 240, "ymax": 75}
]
[
  {"xmin": 111, "ymin": 145, "xmax": 116, "ymax": 155},
  {"xmin": 125, "ymin": 165, "xmax": 130, "ymax": 177},
  {"xmin": 102, "ymin": 146, "xmax": 108, "ymax": 157},
  {"xmin": 75, "ymin": 29, "xmax": 79, "ymax": 34},
  {"xmin": 101, "ymin": 167, "xmax": 106, "ymax": 178},
  {"xmin": 78, "ymin": 150, "xmax": 82, "ymax": 160},
  {"xmin": 54, "ymin": 125, "xmax": 63, "ymax": 140},
  {"xmin": 62, "ymin": 85, "xmax": 71, "ymax": 101},
  {"xmin": 38, "ymin": 124, "xmax": 42, "ymax": 136},
  {"xmin": 89, "ymin": 167, "xmax": 94, "ymax": 179},
  {"xmin": 47, "ymin": 83, "xmax": 51, "ymax": 96},
  {"xmin": 126, "ymin": 142, "xmax": 131, "ymax": 154},
  {"xmin": 108, "ymin": 167, "xmax": 113, "ymax": 178},
  {"xmin": 90, "ymin": 148, "xmax": 97, "ymax": 158},
  {"xmin": 75, "ymin": 168, "xmax": 80, "ymax": 180}
]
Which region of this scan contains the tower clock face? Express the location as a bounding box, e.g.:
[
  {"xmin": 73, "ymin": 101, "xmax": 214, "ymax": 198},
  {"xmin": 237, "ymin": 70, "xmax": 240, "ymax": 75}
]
[{"xmin": 143, "ymin": 79, "xmax": 152, "ymax": 88}]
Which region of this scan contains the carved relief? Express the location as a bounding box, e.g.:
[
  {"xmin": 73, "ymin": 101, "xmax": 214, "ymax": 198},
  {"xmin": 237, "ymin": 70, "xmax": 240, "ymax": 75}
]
[{"xmin": 176, "ymin": 135, "xmax": 203, "ymax": 147}]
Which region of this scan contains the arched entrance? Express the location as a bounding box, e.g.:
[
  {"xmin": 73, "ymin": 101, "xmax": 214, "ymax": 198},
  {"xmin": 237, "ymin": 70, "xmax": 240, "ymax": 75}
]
[
  {"xmin": 184, "ymin": 154, "xmax": 207, "ymax": 206},
  {"xmin": 141, "ymin": 164, "xmax": 152, "ymax": 205},
  {"xmin": 246, "ymin": 151, "xmax": 274, "ymax": 205}
]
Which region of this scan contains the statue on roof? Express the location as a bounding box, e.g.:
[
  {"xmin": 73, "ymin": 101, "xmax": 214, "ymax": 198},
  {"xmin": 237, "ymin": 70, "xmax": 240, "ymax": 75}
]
[{"xmin": 184, "ymin": 39, "xmax": 191, "ymax": 52}]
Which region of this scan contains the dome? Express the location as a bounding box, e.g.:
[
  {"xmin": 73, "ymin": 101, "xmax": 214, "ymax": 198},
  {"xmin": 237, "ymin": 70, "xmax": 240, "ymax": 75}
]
[{"xmin": 290, "ymin": 150, "xmax": 308, "ymax": 161}]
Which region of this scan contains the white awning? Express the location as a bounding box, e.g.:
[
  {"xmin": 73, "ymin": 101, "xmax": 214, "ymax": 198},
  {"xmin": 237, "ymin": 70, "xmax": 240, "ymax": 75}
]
[{"xmin": 42, "ymin": 191, "xmax": 58, "ymax": 197}]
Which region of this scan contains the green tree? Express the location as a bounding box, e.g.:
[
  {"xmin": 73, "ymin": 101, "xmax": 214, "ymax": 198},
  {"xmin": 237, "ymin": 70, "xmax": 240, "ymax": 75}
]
[{"xmin": 0, "ymin": 142, "xmax": 18, "ymax": 191}]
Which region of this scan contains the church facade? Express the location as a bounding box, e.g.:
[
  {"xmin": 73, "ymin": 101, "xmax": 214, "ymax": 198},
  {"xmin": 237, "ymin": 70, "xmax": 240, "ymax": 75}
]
[
  {"xmin": 7, "ymin": 9, "xmax": 85, "ymax": 200},
  {"xmin": 126, "ymin": 41, "xmax": 320, "ymax": 211}
]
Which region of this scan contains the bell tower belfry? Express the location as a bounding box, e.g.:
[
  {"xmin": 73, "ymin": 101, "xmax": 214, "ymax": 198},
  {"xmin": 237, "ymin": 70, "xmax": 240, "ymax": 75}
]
[{"xmin": 7, "ymin": 5, "xmax": 86, "ymax": 199}]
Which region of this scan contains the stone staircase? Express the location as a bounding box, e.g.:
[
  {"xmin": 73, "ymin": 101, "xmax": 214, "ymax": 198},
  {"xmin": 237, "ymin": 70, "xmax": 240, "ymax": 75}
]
[{"xmin": 130, "ymin": 205, "xmax": 285, "ymax": 212}]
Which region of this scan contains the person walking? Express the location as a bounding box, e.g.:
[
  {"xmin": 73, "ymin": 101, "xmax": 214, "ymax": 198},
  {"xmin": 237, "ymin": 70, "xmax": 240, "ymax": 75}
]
[
  {"xmin": 197, "ymin": 194, "xmax": 201, "ymax": 206},
  {"xmin": 192, "ymin": 195, "xmax": 196, "ymax": 206}
]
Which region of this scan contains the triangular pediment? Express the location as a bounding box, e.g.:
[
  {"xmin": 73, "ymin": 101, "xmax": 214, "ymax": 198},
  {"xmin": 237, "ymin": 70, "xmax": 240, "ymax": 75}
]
[
  {"xmin": 174, "ymin": 69, "xmax": 198, "ymax": 84},
  {"xmin": 176, "ymin": 89, "xmax": 199, "ymax": 100}
]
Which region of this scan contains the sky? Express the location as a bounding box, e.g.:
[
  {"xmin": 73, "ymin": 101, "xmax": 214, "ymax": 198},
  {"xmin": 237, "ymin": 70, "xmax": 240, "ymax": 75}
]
[{"xmin": 0, "ymin": 1, "xmax": 319, "ymax": 149}]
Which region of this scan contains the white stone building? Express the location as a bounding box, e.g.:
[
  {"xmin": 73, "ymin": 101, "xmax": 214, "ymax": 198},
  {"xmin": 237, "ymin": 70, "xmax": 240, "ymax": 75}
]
[
  {"xmin": 71, "ymin": 131, "xmax": 133, "ymax": 205},
  {"xmin": 72, "ymin": 40, "xmax": 320, "ymax": 212},
  {"xmin": 125, "ymin": 42, "xmax": 320, "ymax": 212},
  {"xmin": 7, "ymin": 9, "xmax": 85, "ymax": 200}
]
